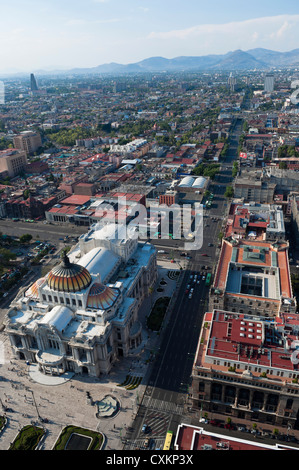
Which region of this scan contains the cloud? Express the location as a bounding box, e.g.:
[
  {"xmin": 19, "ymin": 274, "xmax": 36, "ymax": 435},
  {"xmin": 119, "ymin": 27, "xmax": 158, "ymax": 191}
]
[
  {"xmin": 147, "ymin": 14, "xmax": 299, "ymax": 52},
  {"xmin": 65, "ymin": 17, "xmax": 126, "ymax": 26}
]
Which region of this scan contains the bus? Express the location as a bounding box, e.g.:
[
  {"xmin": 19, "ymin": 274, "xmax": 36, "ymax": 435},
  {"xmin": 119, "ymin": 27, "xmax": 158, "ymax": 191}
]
[
  {"xmin": 205, "ymin": 273, "xmax": 212, "ymax": 286},
  {"xmin": 163, "ymin": 431, "xmax": 173, "ymax": 450}
]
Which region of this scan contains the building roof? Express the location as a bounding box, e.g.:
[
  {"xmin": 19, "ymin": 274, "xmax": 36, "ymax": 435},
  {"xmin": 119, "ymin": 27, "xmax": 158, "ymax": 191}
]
[
  {"xmin": 174, "ymin": 424, "xmax": 297, "ymax": 451},
  {"xmin": 195, "ymin": 310, "xmax": 299, "ymax": 378},
  {"xmin": 47, "ymin": 253, "xmax": 92, "ymax": 293},
  {"xmin": 213, "ymin": 239, "xmax": 292, "ymax": 300},
  {"xmin": 86, "ymin": 283, "xmax": 119, "ymax": 310},
  {"xmin": 25, "ymin": 277, "xmax": 46, "ymax": 299},
  {"xmin": 60, "ymin": 194, "xmax": 91, "ymax": 206}
]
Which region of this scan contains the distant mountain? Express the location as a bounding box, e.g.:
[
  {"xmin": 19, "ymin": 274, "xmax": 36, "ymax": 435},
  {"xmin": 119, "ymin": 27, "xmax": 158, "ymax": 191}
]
[
  {"xmin": 12, "ymin": 48, "xmax": 299, "ymax": 78},
  {"xmin": 247, "ymin": 48, "xmax": 299, "ymax": 67},
  {"xmin": 212, "ymin": 49, "xmax": 267, "ymax": 70}
]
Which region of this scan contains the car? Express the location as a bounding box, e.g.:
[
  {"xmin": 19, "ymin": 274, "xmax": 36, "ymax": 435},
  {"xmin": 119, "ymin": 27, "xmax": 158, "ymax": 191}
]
[
  {"xmin": 188, "ymin": 293, "xmax": 192, "ymax": 299},
  {"xmin": 238, "ymin": 426, "xmax": 247, "ymax": 432},
  {"xmin": 142, "ymin": 424, "xmax": 149, "ymax": 433},
  {"xmin": 224, "ymin": 423, "xmax": 235, "ymax": 430},
  {"xmin": 149, "ymin": 438, "xmax": 155, "ymax": 449},
  {"xmin": 210, "ymin": 419, "xmax": 223, "ymax": 427},
  {"xmin": 202, "ymin": 276, "xmax": 206, "ymax": 281},
  {"xmin": 208, "ymin": 243, "xmax": 213, "ymax": 247},
  {"xmin": 201, "ymin": 254, "xmax": 208, "ymax": 257}
]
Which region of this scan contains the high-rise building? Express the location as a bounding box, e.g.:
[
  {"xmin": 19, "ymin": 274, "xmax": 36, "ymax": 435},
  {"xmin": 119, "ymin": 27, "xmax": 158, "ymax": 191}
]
[
  {"xmin": 264, "ymin": 73, "xmax": 274, "ymax": 93},
  {"xmin": 30, "ymin": 73, "xmax": 38, "ymax": 92},
  {"xmin": 0, "ymin": 149, "xmax": 28, "ymax": 178},
  {"xmin": 13, "ymin": 131, "xmax": 42, "ymax": 155},
  {"xmin": 228, "ymin": 73, "xmax": 237, "ymax": 92}
]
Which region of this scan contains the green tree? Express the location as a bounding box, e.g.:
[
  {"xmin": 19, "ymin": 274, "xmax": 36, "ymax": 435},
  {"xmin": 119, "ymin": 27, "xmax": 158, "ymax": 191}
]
[
  {"xmin": 0, "ymin": 248, "xmax": 16, "ymax": 263},
  {"xmin": 224, "ymin": 186, "xmax": 234, "ymax": 198},
  {"xmin": 19, "ymin": 234, "xmax": 33, "ymax": 244},
  {"xmin": 279, "ymin": 161, "xmax": 287, "ymax": 170}
]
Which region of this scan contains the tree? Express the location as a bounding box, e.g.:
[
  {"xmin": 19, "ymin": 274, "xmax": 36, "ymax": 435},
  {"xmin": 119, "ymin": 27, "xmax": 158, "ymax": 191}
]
[
  {"xmin": 224, "ymin": 186, "xmax": 234, "ymax": 198},
  {"xmin": 279, "ymin": 161, "xmax": 287, "ymax": 170},
  {"xmin": 19, "ymin": 234, "xmax": 33, "ymax": 244},
  {"xmin": 0, "ymin": 248, "xmax": 16, "ymax": 263}
]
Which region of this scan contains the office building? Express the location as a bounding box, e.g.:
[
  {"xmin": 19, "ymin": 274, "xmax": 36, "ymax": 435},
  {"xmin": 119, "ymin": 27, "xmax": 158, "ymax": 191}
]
[
  {"xmin": 190, "ymin": 310, "xmax": 299, "ymax": 428},
  {"xmin": 209, "ymin": 238, "xmax": 296, "ymax": 317},
  {"xmin": 30, "ymin": 73, "xmax": 38, "ymax": 92}
]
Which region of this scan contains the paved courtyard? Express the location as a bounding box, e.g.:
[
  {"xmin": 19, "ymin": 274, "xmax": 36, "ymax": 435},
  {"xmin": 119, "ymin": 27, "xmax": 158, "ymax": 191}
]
[{"xmin": 0, "ymin": 331, "xmax": 147, "ymax": 450}]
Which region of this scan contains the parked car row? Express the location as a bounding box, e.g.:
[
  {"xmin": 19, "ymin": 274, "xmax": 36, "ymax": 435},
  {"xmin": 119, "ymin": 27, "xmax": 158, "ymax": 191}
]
[{"xmin": 202, "ymin": 418, "xmax": 299, "ymax": 443}]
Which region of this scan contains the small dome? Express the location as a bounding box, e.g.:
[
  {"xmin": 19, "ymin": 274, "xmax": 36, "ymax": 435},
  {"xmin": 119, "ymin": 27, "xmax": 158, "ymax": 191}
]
[
  {"xmin": 87, "ymin": 283, "xmax": 119, "ymax": 310},
  {"xmin": 47, "ymin": 253, "xmax": 92, "ymax": 293},
  {"xmin": 25, "ymin": 277, "xmax": 46, "ymax": 299}
]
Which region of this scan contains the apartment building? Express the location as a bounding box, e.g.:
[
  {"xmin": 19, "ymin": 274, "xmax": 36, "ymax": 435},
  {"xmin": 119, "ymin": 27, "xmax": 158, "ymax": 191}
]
[
  {"xmin": 13, "ymin": 131, "xmax": 42, "ymax": 155},
  {"xmin": 0, "ymin": 149, "xmax": 28, "ymax": 178}
]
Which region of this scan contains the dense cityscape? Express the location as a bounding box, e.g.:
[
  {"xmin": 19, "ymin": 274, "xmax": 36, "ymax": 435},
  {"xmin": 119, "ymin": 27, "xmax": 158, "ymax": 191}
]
[
  {"xmin": 0, "ymin": 65, "xmax": 298, "ymax": 453},
  {"xmin": 1, "ymin": 2, "xmax": 299, "ymax": 456}
]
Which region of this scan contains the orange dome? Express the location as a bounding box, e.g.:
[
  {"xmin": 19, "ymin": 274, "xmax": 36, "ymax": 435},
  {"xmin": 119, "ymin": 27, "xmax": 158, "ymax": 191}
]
[
  {"xmin": 25, "ymin": 277, "xmax": 46, "ymax": 299},
  {"xmin": 47, "ymin": 253, "xmax": 92, "ymax": 293},
  {"xmin": 87, "ymin": 283, "xmax": 119, "ymax": 310}
]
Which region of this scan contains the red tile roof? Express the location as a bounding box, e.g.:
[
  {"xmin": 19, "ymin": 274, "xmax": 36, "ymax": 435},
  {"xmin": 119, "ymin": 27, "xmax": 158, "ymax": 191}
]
[{"xmin": 175, "ymin": 424, "xmax": 292, "ymax": 450}]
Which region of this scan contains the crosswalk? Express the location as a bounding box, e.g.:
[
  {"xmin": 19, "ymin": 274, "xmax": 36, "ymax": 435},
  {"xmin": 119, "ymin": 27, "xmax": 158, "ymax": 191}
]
[
  {"xmin": 141, "ymin": 396, "xmax": 185, "ymax": 415},
  {"xmin": 124, "ymin": 397, "xmax": 185, "ymax": 450}
]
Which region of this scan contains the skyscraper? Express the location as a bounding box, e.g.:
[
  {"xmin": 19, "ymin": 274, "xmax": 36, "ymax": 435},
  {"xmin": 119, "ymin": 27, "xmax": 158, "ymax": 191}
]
[
  {"xmin": 228, "ymin": 72, "xmax": 237, "ymax": 92},
  {"xmin": 264, "ymin": 73, "xmax": 274, "ymax": 93},
  {"xmin": 30, "ymin": 73, "xmax": 38, "ymax": 92}
]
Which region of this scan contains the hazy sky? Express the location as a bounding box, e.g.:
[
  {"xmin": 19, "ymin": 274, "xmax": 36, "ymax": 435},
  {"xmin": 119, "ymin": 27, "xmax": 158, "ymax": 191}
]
[{"xmin": 1, "ymin": 0, "xmax": 299, "ymax": 72}]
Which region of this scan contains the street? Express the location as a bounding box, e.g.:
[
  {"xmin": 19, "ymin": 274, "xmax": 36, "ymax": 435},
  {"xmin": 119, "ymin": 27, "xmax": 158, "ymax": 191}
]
[{"xmin": 124, "ymin": 118, "xmax": 244, "ymax": 449}]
